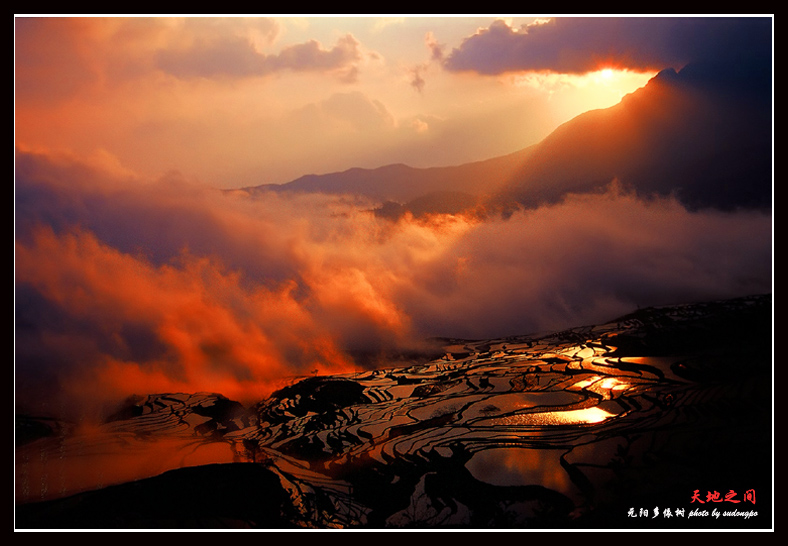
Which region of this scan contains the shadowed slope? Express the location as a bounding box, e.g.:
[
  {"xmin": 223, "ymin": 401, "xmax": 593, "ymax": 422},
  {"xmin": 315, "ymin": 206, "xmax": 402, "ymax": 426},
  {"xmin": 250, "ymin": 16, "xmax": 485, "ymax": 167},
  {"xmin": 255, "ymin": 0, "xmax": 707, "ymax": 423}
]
[{"xmin": 494, "ymin": 59, "xmax": 771, "ymax": 211}]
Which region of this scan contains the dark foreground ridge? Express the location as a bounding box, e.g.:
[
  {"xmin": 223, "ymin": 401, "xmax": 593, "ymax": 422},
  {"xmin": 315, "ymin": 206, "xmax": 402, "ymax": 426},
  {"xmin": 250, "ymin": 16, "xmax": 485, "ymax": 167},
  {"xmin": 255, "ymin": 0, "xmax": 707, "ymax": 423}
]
[{"xmin": 15, "ymin": 294, "xmax": 773, "ymax": 529}]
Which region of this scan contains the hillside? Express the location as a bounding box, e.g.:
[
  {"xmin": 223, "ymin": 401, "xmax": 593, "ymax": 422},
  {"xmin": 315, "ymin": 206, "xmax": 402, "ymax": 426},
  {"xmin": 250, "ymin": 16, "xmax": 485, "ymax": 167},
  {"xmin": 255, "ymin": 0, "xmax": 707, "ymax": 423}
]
[
  {"xmin": 16, "ymin": 294, "xmax": 772, "ymax": 529},
  {"xmin": 245, "ymin": 59, "xmax": 771, "ymax": 216}
]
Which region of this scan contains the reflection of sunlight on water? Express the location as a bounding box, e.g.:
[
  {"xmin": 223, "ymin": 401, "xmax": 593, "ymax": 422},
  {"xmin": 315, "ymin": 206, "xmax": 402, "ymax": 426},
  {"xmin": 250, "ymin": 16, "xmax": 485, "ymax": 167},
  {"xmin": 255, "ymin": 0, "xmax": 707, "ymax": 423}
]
[
  {"xmin": 599, "ymin": 377, "xmax": 628, "ymax": 391},
  {"xmin": 16, "ymin": 436, "xmax": 236, "ymax": 503},
  {"xmin": 466, "ymin": 447, "xmax": 573, "ymax": 497},
  {"xmin": 571, "ymin": 376, "xmax": 600, "ymax": 389},
  {"xmin": 618, "ymin": 356, "xmax": 685, "ymax": 380},
  {"xmin": 569, "ymin": 375, "xmax": 631, "ymax": 399},
  {"xmin": 477, "ymin": 406, "xmax": 618, "ymax": 427},
  {"xmin": 461, "ymin": 391, "xmax": 582, "ymax": 422}
]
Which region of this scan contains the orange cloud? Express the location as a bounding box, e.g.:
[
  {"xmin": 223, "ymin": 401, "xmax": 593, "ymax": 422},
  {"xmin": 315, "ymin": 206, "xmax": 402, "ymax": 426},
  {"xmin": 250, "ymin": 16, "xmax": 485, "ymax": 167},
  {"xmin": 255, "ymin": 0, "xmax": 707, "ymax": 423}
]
[
  {"xmin": 15, "ymin": 151, "xmax": 772, "ymax": 422},
  {"xmin": 16, "ymin": 226, "xmax": 356, "ymax": 417}
]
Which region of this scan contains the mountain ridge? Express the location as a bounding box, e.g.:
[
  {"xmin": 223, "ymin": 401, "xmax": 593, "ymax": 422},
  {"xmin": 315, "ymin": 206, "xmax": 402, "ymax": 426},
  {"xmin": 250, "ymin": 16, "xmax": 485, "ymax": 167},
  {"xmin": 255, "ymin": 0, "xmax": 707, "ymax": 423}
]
[
  {"xmin": 241, "ymin": 59, "xmax": 771, "ymax": 215},
  {"xmin": 242, "ymin": 144, "xmax": 538, "ymax": 205},
  {"xmin": 494, "ymin": 59, "xmax": 771, "ymax": 211}
]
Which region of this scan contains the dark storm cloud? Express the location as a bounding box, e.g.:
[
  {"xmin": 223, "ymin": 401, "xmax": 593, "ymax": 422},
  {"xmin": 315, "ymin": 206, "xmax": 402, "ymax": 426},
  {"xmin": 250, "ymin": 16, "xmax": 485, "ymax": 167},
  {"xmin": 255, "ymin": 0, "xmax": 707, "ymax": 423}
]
[{"xmin": 444, "ymin": 17, "xmax": 772, "ymax": 75}]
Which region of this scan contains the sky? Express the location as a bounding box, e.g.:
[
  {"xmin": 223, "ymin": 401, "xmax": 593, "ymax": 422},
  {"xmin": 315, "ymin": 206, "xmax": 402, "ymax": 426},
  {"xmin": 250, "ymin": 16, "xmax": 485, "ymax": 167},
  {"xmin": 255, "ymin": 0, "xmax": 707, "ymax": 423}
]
[
  {"xmin": 15, "ymin": 16, "xmax": 663, "ymax": 188},
  {"xmin": 14, "ymin": 15, "xmax": 773, "ymax": 420}
]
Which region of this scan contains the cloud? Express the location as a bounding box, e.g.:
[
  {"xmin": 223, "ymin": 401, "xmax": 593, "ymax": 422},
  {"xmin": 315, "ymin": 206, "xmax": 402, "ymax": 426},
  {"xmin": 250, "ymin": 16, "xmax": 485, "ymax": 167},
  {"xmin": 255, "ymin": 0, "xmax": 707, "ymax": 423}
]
[
  {"xmin": 14, "ymin": 17, "xmax": 102, "ymax": 103},
  {"xmin": 156, "ymin": 30, "xmax": 363, "ymax": 80},
  {"xmin": 14, "ymin": 17, "xmax": 363, "ymax": 102},
  {"xmin": 397, "ymin": 185, "xmax": 772, "ymax": 339},
  {"xmin": 443, "ymin": 17, "xmax": 772, "ymax": 75},
  {"xmin": 179, "ymin": 16, "xmax": 281, "ymax": 46},
  {"xmin": 411, "ymin": 118, "xmax": 429, "ymax": 134},
  {"xmin": 404, "ymin": 31, "xmax": 447, "ymax": 95},
  {"xmin": 410, "ymin": 65, "xmax": 426, "ymax": 94},
  {"xmin": 284, "ymin": 91, "xmax": 397, "ymax": 139},
  {"xmin": 320, "ymin": 92, "xmax": 396, "ymax": 131},
  {"xmin": 264, "ymin": 35, "xmax": 361, "ymax": 73},
  {"xmin": 371, "ymin": 17, "xmax": 406, "ymax": 33},
  {"xmin": 15, "ymin": 150, "xmax": 771, "ymax": 421},
  {"xmin": 16, "ymin": 226, "xmax": 357, "ymax": 418},
  {"xmin": 425, "ymin": 31, "xmax": 445, "ymax": 61}
]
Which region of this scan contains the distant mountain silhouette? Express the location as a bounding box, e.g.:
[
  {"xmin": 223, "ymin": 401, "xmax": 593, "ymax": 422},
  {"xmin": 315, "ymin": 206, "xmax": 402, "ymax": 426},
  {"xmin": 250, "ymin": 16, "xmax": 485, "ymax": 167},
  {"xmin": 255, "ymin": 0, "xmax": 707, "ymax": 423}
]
[
  {"xmin": 244, "ymin": 146, "xmax": 536, "ymax": 206},
  {"xmin": 373, "ymin": 190, "xmax": 481, "ymax": 220},
  {"xmin": 245, "ymin": 58, "xmax": 771, "ymax": 215}
]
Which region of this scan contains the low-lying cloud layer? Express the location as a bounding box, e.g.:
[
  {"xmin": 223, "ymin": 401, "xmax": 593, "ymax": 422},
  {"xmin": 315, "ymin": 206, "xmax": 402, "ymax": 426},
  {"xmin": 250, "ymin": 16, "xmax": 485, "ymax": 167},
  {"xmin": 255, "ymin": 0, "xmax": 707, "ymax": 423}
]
[
  {"xmin": 15, "ymin": 150, "xmax": 772, "ymax": 420},
  {"xmin": 444, "ymin": 17, "xmax": 772, "ymax": 75}
]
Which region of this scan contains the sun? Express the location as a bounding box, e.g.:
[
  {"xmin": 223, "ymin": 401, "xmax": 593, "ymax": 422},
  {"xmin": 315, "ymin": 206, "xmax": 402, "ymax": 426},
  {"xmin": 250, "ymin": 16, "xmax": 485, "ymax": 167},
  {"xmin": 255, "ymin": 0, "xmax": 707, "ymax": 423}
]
[{"xmin": 600, "ymin": 68, "xmax": 614, "ymax": 80}]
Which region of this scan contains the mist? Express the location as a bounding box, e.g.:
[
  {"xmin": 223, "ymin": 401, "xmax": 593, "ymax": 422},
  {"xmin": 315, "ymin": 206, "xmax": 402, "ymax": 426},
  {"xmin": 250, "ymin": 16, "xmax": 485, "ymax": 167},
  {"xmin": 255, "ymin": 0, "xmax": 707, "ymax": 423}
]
[{"xmin": 15, "ymin": 150, "xmax": 772, "ymax": 421}]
